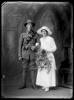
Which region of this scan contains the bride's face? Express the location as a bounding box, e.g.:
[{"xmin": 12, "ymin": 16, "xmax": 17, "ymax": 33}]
[{"xmin": 41, "ymin": 29, "xmax": 47, "ymax": 37}]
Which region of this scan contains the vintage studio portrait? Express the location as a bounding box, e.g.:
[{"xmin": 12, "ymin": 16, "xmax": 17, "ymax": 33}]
[{"xmin": 1, "ymin": 2, "xmax": 73, "ymax": 98}]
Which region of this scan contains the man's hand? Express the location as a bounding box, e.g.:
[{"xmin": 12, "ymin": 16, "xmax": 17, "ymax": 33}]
[
  {"xmin": 18, "ymin": 57, "xmax": 22, "ymax": 60},
  {"xmin": 25, "ymin": 45, "xmax": 28, "ymax": 49}
]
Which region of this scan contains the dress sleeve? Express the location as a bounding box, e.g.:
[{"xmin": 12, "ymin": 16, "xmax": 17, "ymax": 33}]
[{"xmin": 47, "ymin": 37, "xmax": 57, "ymax": 52}]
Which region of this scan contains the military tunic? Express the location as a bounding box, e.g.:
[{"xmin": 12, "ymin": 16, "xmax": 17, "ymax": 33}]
[{"xmin": 18, "ymin": 30, "xmax": 41, "ymax": 69}]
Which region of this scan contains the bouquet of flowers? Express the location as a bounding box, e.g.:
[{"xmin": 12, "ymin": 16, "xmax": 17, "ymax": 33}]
[{"xmin": 36, "ymin": 49, "xmax": 51, "ymax": 72}]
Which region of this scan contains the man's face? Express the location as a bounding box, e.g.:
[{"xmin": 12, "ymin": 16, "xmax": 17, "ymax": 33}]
[{"xmin": 26, "ymin": 23, "xmax": 32, "ymax": 32}]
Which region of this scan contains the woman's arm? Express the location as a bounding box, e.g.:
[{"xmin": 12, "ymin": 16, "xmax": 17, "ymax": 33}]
[{"xmin": 46, "ymin": 37, "xmax": 57, "ymax": 52}]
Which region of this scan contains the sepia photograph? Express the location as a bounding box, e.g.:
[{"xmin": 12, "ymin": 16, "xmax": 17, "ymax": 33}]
[{"xmin": 1, "ymin": 1, "xmax": 73, "ymax": 98}]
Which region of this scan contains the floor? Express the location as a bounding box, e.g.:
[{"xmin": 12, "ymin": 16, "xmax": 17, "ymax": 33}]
[
  {"xmin": 1, "ymin": 73, "xmax": 73, "ymax": 98},
  {"xmin": 2, "ymin": 85, "xmax": 73, "ymax": 98}
]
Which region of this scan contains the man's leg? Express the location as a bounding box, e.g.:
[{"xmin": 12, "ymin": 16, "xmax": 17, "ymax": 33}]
[
  {"xmin": 30, "ymin": 70, "xmax": 36, "ymax": 88},
  {"xmin": 19, "ymin": 59, "xmax": 28, "ymax": 89},
  {"xmin": 29, "ymin": 51, "xmax": 38, "ymax": 89},
  {"xmin": 30, "ymin": 60, "xmax": 37, "ymax": 89}
]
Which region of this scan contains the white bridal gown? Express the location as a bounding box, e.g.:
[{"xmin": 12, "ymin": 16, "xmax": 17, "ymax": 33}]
[{"xmin": 36, "ymin": 36, "xmax": 57, "ymax": 87}]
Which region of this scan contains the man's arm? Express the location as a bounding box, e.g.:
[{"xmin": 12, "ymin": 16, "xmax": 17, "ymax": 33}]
[
  {"xmin": 35, "ymin": 33, "xmax": 41, "ymax": 47},
  {"xmin": 18, "ymin": 34, "xmax": 23, "ymax": 60}
]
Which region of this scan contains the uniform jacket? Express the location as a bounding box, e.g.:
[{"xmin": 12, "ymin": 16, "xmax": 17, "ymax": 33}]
[{"xmin": 18, "ymin": 30, "xmax": 41, "ymax": 59}]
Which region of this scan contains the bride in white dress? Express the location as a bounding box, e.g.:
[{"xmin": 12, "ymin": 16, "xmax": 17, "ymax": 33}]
[{"xmin": 35, "ymin": 26, "xmax": 57, "ymax": 92}]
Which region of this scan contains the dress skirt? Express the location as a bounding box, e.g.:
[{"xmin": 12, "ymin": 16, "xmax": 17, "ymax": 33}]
[{"xmin": 36, "ymin": 53, "xmax": 56, "ymax": 88}]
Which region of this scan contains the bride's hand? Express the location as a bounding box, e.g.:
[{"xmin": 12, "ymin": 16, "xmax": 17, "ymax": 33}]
[
  {"xmin": 47, "ymin": 67, "xmax": 51, "ymax": 73},
  {"xmin": 35, "ymin": 43, "xmax": 39, "ymax": 46}
]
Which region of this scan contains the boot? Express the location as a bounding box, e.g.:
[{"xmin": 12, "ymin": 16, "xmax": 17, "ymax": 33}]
[
  {"xmin": 32, "ymin": 84, "xmax": 36, "ymax": 89},
  {"xmin": 19, "ymin": 69, "xmax": 27, "ymax": 89},
  {"xmin": 19, "ymin": 85, "xmax": 26, "ymax": 89}
]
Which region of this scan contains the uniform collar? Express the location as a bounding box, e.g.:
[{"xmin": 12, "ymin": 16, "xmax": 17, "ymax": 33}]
[{"xmin": 26, "ymin": 29, "xmax": 34, "ymax": 34}]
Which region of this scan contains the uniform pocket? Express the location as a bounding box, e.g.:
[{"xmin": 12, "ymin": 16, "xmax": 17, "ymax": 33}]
[{"xmin": 22, "ymin": 50, "xmax": 29, "ymax": 59}]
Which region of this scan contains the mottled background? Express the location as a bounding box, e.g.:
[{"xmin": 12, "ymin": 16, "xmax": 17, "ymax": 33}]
[{"xmin": 1, "ymin": 2, "xmax": 73, "ymax": 89}]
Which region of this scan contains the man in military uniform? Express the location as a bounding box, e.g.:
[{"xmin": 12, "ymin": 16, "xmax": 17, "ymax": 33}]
[{"xmin": 18, "ymin": 19, "xmax": 40, "ymax": 89}]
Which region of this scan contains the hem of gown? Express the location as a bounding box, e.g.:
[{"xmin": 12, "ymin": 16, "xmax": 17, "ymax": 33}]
[
  {"xmin": 36, "ymin": 83, "xmax": 56, "ymax": 87},
  {"xmin": 36, "ymin": 84, "xmax": 56, "ymax": 88}
]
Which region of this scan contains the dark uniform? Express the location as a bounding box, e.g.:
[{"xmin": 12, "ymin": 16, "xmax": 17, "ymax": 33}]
[{"xmin": 18, "ymin": 29, "xmax": 40, "ymax": 88}]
